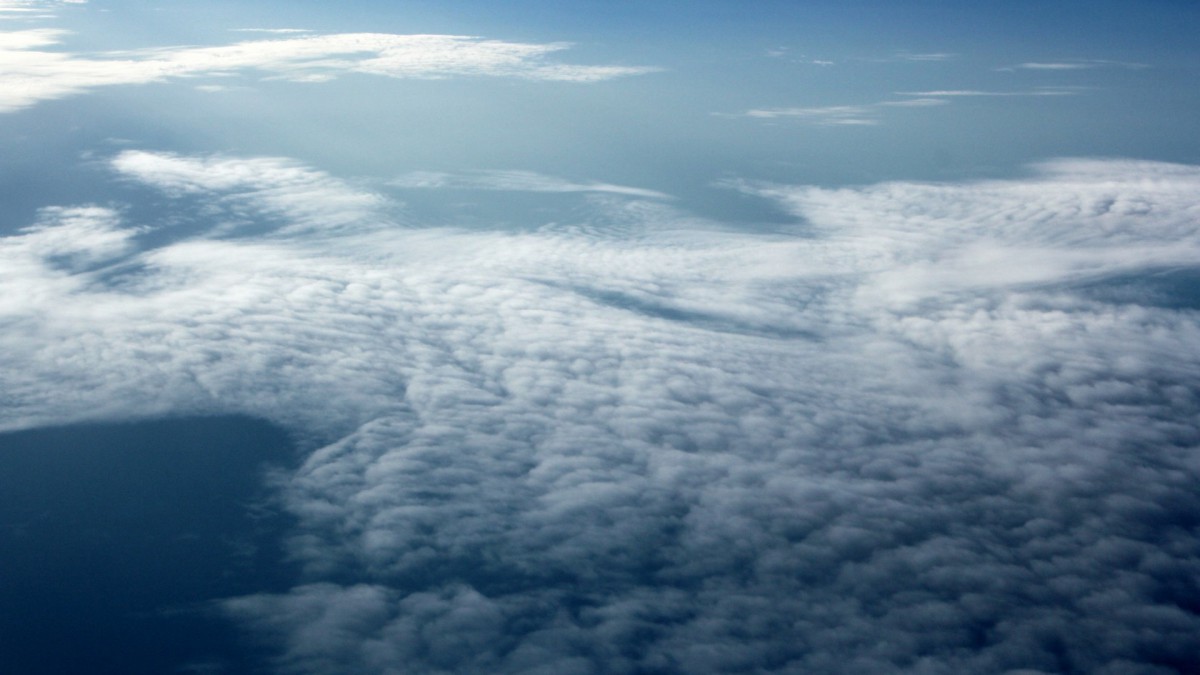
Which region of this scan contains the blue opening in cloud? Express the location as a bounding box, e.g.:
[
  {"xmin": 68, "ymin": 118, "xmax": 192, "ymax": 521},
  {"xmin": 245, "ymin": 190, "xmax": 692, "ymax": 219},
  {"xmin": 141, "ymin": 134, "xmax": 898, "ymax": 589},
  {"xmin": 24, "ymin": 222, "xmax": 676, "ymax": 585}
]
[{"xmin": 0, "ymin": 416, "xmax": 297, "ymax": 674}]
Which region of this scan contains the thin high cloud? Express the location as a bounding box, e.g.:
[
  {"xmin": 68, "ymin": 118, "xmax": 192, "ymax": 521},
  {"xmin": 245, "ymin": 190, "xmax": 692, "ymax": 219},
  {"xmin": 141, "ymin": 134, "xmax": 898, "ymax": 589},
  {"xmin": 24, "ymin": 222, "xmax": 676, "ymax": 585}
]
[
  {"xmin": 391, "ymin": 170, "xmax": 671, "ymax": 199},
  {"xmin": 896, "ymin": 86, "xmax": 1084, "ymax": 97},
  {"xmin": 231, "ymin": 28, "xmax": 313, "ymax": 35},
  {"xmin": 892, "ymin": 51, "xmax": 955, "ymax": 61},
  {"xmin": 2, "ymin": 151, "xmax": 1198, "ymax": 672},
  {"xmin": 0, "ymin": 29, "xmax": 658, "ymax": 112},
  {"xmin": 858, "ymin": 51, "xmax": 956, "ymax": 63},
  {"xmin": 727, "ymin": 98, "xmax": 948, "ymax": 126},
  {"xmin": 764, "ymin": 47, "xmax": 835, "ymax": 66},
  {"xmin": 997, "ymin": 58, "xmax": 1149, "ymax": 72},
  {"xmin": 0, "ymin": 0, "xmax": 82, "ymax": 20},
  {"xmin": 738, "ymin": 104, "xmax": 878, "ymax": 125}
]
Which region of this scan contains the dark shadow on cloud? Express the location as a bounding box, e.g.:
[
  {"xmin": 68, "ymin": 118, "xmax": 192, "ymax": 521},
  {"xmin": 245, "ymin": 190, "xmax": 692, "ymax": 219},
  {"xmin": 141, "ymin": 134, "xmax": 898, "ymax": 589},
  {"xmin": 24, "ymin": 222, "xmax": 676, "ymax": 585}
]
[
  {"xmin": 550, "ymin": 282, "xmax": 824, "ymax": 341},
  {"xmin": 0, "ymin": 415, "xmax": 301, "ymax": 675},
  {"xmin": 1063, "ymin": 266, "xmax": 1200, "ymax": 310}
]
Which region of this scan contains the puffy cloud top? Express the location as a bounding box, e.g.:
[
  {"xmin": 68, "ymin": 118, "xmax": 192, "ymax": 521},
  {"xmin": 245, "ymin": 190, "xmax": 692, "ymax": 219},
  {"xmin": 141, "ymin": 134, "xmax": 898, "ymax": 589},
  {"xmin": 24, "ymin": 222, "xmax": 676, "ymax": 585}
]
[{"xmin": 2, "ymin": 153, "xmax": 1198, "ymax": 673}]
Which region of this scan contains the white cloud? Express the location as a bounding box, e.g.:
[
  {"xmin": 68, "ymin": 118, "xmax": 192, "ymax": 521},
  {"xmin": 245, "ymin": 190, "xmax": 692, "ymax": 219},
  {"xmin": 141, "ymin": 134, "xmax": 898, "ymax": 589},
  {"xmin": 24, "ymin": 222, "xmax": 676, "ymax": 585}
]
[
  {"xmin": 0, "ymin": 205, "xmax": 135, "ymax": 317},
  {"xmin": 0, "ymin": 30, "xmax": 657, "ymax": 112},
  {"xmin": 1017, "ymin": 61, "xmax": 1091, "ymax": 70},
  {"xmin": 111, "ymin": 150, "xmax": 388, "ymax": 235},
  {"xmin": 2, "ymin": 152, "xmax": 1199, "ymax": 673},
  {"xmin": 13, "ymin": 205, "xmax": 136, "ymax": 265},
  {"xmin": 734, "ymin": 104, "xmax": 878, "ymax": 126},
  {"xmin": 0, "ymin": 0, "xmax": 79, "ymax": 19},
  {"xmin": 894, "ymin": 52, "xmax": 955, "ymax": 62},
  {"xmin": 763, "ymin": 48, "xmax": 834, "ymax": 66},
  {"xmin": 231, "ymin": 28, "xmax": 313, "ymax": 35},
  {"xmin": 896, "ymin": 86, "xmax": 1083, "ymax": 97},
  {"xmin": 194, "ymin": 83, "xmax": 248, "ymax": 93},
  {"xmin": 391, "ymin": 169, "xmax": 671, "ymax": 200},
  {"xmin": 859, "ymin": 51, "xmax": 956, "ymax": 64},
  {"xmin": 0, "ymin": 2, "xmax": 38, "ymax": 16},
  {"xmin": 878, "ymin": 97, "xmax": 948, "ymax": 107},
  {"xmin": 999, "ymin": 59, "xmax": 1149, "ymax": 72},
  {"xmin": 0, "ymin": 25, "xmax": 58, "ymax": 46},
  {"xmin": 729, "ymin": 98, "xmax": 949, "ymax": 126}
]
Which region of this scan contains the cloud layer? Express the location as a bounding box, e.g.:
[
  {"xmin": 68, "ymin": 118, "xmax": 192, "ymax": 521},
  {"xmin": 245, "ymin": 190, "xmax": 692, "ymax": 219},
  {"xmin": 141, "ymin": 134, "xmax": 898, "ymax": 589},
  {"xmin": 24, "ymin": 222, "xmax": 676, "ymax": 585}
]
[
  {"xmin": 0, "ymin": 29, "xmax": 656, "ymax": 112},
  {"xmin": 2, "ymin": 153, "xmax": 1198, "ymax": 673}
]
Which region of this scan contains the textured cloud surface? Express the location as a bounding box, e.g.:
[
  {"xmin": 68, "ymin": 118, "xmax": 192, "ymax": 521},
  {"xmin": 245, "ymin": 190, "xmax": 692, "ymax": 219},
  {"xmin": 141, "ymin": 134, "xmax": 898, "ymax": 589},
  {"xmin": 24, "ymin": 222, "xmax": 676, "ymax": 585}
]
[{"xmin": 2, "ymin": 154, "xmax": 1198, "ymax": 673}]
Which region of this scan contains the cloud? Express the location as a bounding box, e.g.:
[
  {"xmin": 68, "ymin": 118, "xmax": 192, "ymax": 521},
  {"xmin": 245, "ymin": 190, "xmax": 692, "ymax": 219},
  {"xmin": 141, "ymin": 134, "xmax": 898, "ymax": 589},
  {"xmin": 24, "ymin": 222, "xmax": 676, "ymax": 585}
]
[
  {"xmin": 194, "ymin": 83, "xmax": 249, "ymax": 93},
  {"xmin": 110, "ymin": 150, "xmax": 389, "ymax": 236},
  {"xmin": 0, "ymin": 206, "xmax": 136, "ymax": 317},
  {"xmin": 893, "ymin": 52, "xmax": 955, "ymax": 62},
  {"xmin": 391, "ymin": 170, "xmax": 671, "ymax": 200},
  {"xmin": 858, "ymin": 52, "xmax": 956, "ymax": 64},
  {"xmin": 896, "ymin": 87, "xmax": 1083, "ymax": 97},
  {"xmin": 878, "ymin": 97, "xmax": 949, "ymax": 107},
  {"xmin": 732, "ymin": 79, "xmax": 1081, "ymax": 127},
  {"xmin": 728, "ymin": 98, "xmax": 949, "ymax": 126},
  {"xmin": 0, "ymin": 0, "xmax": 80, "ymax": 20},
  {"xmin": 2, "ymin": 152, "xmax": 1199, "ymax": 673},
  {"xmin": 9, "ymin": 205, "xmax": 136, "ymax": 266},
  {"xmin": 997, "ymin": 59, "xmax": 1150, "ymax": 72},
  {"xmin": 0, "ymin": 30, "xmax": 657, "ymax": 112},
  {"xmin": 1016, "ymin": 62, "xmax": 1091, "ymax": 70},
  {"xmin": 763, "ymin": 48, "xmax": 834, "ymax": 66},
  {"xmin": 231, "ymin": 28, "xmax": 313, "ymax": 35},
  {"xmin": 748, "ymin": 158, "xmax": 1200, "ymax": 303},
  {"xmin": 732, "ymin": 104, "xmax": 879, "ymax": 125}
]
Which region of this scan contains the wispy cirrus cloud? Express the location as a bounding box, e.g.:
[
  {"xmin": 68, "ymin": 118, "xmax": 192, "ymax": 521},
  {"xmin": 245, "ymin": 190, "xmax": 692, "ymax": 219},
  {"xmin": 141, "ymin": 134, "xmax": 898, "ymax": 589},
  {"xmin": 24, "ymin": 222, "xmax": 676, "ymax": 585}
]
[
  {"xmin": 893, "ymin": 51, "xmax": 955, "ymax": 62},
  {"xmin": 391, "ymin": 169, "xmax": 671, "ymax": 199},
  {"xmin": 738, "ymin": 104, "xmax": 877, "ymax": 124},
  {"xmin": 896, "ymin": 86, "xmax": 1084, "ymax": 97},
  {"xmin": 1015, "ymin": 61, "xmax": 1091, "ymax": 70},
  {"xmin": 877, "ymin": 97, "xmax": 948, "ymax": 107},
  {"xmin": 997, "ymin": 58, "xmax": 1149, "ymax": 72},
  {"xmin": 859, "ymin": 51, "xmax": 956, "ymax": 63},
  {"xmin": 230, "ymin": 28, "xmax": 313, "ymax": 35},
  {"xmin": 0, "ymin": 0, "xmax": 82, "ymax": 20},
  {"xmin": 723, "ymin": 98, "xmax": 948, "ymax": 126},
  {"xmin": 0, "ymin": 30, "xmax": 658, "ymax": 112},
  {"xmin": 764, "ymin": 46, "xmax": 835, "ymax": 66}
]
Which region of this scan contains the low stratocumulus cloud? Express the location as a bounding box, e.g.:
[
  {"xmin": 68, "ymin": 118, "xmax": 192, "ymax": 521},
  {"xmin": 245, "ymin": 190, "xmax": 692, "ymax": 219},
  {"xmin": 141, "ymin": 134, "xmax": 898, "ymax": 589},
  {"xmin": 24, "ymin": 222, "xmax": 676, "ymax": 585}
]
[
  {"xmin": 1, "ymin": 152, "xmax": 1199, "ymax": 673},
  {"xmin": 0, "ymin": 29, "xmax": 656, "ymax": 112}
]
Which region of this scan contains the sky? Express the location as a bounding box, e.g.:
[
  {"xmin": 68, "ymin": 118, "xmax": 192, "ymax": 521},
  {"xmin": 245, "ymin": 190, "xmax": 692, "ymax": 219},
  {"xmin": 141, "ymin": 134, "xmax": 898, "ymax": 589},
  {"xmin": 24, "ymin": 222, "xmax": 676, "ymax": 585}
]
[{"xmin": 1, "ymin": 1, "xmax": 1199, "ymax": 673}]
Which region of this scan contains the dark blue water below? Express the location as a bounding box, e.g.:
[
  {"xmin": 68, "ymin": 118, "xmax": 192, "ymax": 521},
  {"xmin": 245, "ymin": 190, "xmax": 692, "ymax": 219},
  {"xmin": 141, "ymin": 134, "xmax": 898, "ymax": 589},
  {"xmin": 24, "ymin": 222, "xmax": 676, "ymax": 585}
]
[{"xmin": 0, "ymin": 415, "xmax": 300, "ymax": 675}]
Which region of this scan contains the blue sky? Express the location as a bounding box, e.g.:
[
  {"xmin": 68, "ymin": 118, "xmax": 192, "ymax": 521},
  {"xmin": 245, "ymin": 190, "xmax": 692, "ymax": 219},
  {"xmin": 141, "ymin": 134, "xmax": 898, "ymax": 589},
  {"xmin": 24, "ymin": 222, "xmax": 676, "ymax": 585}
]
[
  {"xmin": 2, "ymin": 1, "xmax": 1200, "ymax": 673},
  {"xmin": 5, "ymin": 0, "xmax": 1198, "ymax": 202}
]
